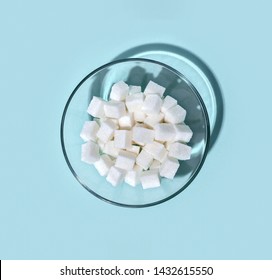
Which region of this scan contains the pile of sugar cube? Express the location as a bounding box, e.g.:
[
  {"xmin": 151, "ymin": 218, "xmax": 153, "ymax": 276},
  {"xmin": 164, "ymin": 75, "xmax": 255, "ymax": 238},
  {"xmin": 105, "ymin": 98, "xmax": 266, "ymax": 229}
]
[{"xmin": 80, "ymin": 80, "xmax": 193, "ymax": 189}]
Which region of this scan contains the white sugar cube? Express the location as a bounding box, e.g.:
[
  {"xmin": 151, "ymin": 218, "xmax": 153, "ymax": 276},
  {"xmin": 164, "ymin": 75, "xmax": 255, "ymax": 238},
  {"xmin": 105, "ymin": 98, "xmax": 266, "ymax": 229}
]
[
  {"xmin": 87, "ymin": 96, "xmax": 105, "ymax": 118},
  {"xmin": 125, "ymin": 171, "xmax": 139, "ymax": 187},
  {"xmin": 118, "ymin": 113, "xmax": 134, "ymax": 129},
  {"xmin": 96, "ymin": 119, "xmax": 117, "ymax": 143},
  {"xmin": 96, "ymin": 117, "xmax": 119, "ymax": 128},
  {"xmin": 94, "ymin": 154, "xmax": 114, "ymax": 176},
  {"xmin": 132, "ymin": 126, "xmax": 154, "ymax": 145},
  {"xmin": 160, "ymin": 157, "xmax": 180, "ymax": 179},
  {"xmin": 134, "ymin": 164, "xmax": 143, "ymax": 172},
  {"xmin": 95, "ymin": 117, "xmax": 107, "ymax": 126},
  {"xmin": 125, "ymin": 93, "xmax": 144, "ymax": 112},
  {"xmin": 106, "ymin": 166, "xmax": 125, "ymax": 186},
  {"xmin": 114, "ymin": 130, "xmax": 132, "ymax": 149},
  {"xmin": 159, "ymin": 151, "xmax": 168, "ymax": 163},
  {"xmin": 161, "ymin": 95, "xmax": 177, "ymax": 113},
  {"xmin": 81, "ymin": 141, "xmax": 100, "ymax": 164},
  {"xmin": 164, "ymin": 105, "xmax": 186, "ymax": 124},
  {"xmin": 125, "ymin": 165, "xmax": 142, "ymax": 187},
  {"xmin": 150, "ymin": 160, "xmax": 161, "ymax": 170},
  {"xmin": 140, "ymin": 169, "xmax": 161, "ymax": 189},
  {"xmin": 129, "ymin": 85, "xmax": 141, "ymax": 94},
  {"xmin": 144, "ymin": 81, "xmax": 165, "ymax": 97},
  {"xmin": 104, "ymin": 101, "xmax": 126, "ymax": 119},
  {"xmin": 168, "ymin": 142, "xmax": 192, "ymax": 160},
  {"xmin": 134, "ymin": 111, "xmax": 146, "ymax": 122},
  {"xmin": 126, "ymin": 145, "xmax": 141, "ymax": 155},
  {"xmin": 109, "ymin": 81, "xmax": 129, "ymax": 101},
  {"xmin": 173, "ymin": 124, "xmax": 193, "ymax": 143},
  {"xmin": 143, "ymin": 141, "xmax": 168, "ymax": 162},
  {"xmin": 144, "ymin": 112, "xmax": 164, "ymax": 128},
  {"xmin": 154, "ymin": 123, "xmax": 176, "ymax": 142},
  {"xmin": 109, "ymin": 118, "xmax": 119, "ymax": 127},
  {"xmin": 103, "ymin": 140, "xmax": 120, "ymax": 158},
  {"xmin": 142, "ymin": 94, "xmax": 162, "ymax": 115},
  {"xmin": 80, "ymin": 121, "xmax": 99, "ymax": 142},
  {"xmin": 136, "ymin": 150, "xmax": 153, "ymax": 170},
  {"xmin": 97, "ymin": 139, "xmax": 105, "ymax": 150},
  {"xmin": 115, "ymin": 150, "xmax": 136, "ymax": 171}
]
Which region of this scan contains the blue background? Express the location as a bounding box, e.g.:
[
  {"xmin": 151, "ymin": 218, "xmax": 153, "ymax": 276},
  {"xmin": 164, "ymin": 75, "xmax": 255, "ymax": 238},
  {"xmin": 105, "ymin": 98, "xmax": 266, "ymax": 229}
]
[{"xmin": 1, "ymin": 0, "xmax": 272, "ymax": 259}]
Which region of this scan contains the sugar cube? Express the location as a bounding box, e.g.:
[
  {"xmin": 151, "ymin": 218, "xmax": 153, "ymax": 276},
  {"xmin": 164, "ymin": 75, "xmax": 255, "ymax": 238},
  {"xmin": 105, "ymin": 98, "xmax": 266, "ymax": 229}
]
[
  {"xmin": 159, "ymin": 157, "xmax": 180, "ymax": 179},
  {"xmin": 134, "ymin": 111, "xmax": 146, "ymax": 122},
  {"xmin": 143, "ymin": 141, "xmax": 168, "ymax": 162},
  {"xmin": 129, "ymin": 85, "xmax": 141, "ymax": 94},
  {"xmin": 115, "ymin": 150, "xmax": 136, "ymax": 171},
  {"xmin": 142, "ymin": 94, "xmax": 162, "ymax": 115},
  {"xmin": 144, "ymin": 113, "xmax": 164, "ymax": 128},
  {"xmin": 94, "ymin": 154, "xmax": 113, "ymax": 176},
  {"xmin": 168, "ymin": 142, "xmax": 192, "ymax": 160},
  {"xmin": 134, "ymin": 164, "xmax": 143, "ymax": 172},
  {"xmin": 80, "ymin": 121, "xmax": 99, "ymax": 142},
  {"xmin": 136, "ymin": 150, "xmax": 153, "ymax": 170},
  {"xmin": 161, "ymin": 95, "xmax": 177, "ymax": 113},
  {"xmin": 109, "ymin": 118, "xmax": 119, "ymax": 127},
  {"xmin": 118, "ymin": 113, "xmax": 134, "ymax": 129},
  {"xmin": 97, "ymin": 139, "xmax": 105, "ymax": 150},
  {"xmin": 109, "ymin": 81, "xmax": 129, "ymax": 101},
  {"xmin": 140, "ymin": 169, "xmax": 161, "ymax": 189},
  {"xmin": 154, "ymin": 123, "xmax": 176, "ymax": 142},
  {"xmin": 81, "ymin": 141, "xmax": 100, "ymax": 164},
  {"xmin": 125, "ymin": 93, "xmax": 144, "ymax": 112},
  {"xmin": 132, "ymin": 126, "xmax": 155, "ymax": 144},
  {"xmin": 106, "ymin": 166, "xmax": 125, "ymax": 186},
  {"xmin": 173, "ymin": 124, "xmax": 193, "ymax": 143},
  {"xmin": 96, "ymin": 119, "xmax": 117, "ymax": 143},
  {"xmin": 95, "ymin": 117, "xmax": 106, "ymax": 125},
  {"xmin": 126, "ymin": 145, "xmax": 141, "ymax": 155},
  {"xmin": 103, "ymin": 140, "xmax": 120, "ymax": 158},
  {"xmin": 125, "ymin": 171, "xmax": 137, "ymax": 187},
  {"xmin": 114, "ymin": 130, "xmax": 132, "ymax": 149},
  {"xmin": 164, "ymin": 104, "xmax": 186, "ymax": 124},
  {"xmin": 150, "ymin": 160, "xmax": 161, "ymax": 170},
  {"xmin": 104, "ymin": 101, "xmax": 126, "ymax": 119},
  {"xmin": 144, "ymin": 80, "xmax": 165, "ymax": 97},
  {"xmin": 87, "ymin": 96, "xmax": 105, "ymax": 118},
  {"xmin": 125, "ymin": 165, "xmax": 142, "ymax": 187}
]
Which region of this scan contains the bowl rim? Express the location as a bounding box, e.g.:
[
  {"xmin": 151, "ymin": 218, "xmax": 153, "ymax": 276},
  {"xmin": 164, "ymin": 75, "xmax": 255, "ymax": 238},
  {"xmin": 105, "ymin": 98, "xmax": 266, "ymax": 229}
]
[{"xmin": 60, "ymin": 58, "xmax": 210, "ymax": 208}]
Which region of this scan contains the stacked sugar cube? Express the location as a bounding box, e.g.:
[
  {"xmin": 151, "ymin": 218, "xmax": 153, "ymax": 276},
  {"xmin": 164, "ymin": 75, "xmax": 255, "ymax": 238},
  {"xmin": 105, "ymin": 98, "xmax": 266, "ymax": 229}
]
[{"xmin": 80, "ymin": 80, "xmax": 193, "ymax": 189}]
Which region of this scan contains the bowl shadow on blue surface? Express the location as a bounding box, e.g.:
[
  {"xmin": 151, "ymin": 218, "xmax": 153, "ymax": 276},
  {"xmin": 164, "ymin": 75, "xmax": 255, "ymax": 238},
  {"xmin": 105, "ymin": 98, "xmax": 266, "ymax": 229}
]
[
  {"xmin": 113, "ymin": 43, "xmax": 224, "ymax": 151},
  {"xmin": 87, "ymin": 63, "xmax": 205, "ymax": 178}
]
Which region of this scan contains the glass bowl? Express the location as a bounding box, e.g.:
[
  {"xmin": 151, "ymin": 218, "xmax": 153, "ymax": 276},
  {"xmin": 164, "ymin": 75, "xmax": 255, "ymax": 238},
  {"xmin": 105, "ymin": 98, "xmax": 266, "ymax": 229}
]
[{"xmin": 60, "ymin": 58, "xmax": 210, "ymax": 207}]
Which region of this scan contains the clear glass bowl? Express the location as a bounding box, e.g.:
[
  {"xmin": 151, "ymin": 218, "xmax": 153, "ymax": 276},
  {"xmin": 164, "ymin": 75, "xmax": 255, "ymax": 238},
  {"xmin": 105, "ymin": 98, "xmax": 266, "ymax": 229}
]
[{"xmin": 60, "ymin": 58, "xmax": 210, "ymax": 207}]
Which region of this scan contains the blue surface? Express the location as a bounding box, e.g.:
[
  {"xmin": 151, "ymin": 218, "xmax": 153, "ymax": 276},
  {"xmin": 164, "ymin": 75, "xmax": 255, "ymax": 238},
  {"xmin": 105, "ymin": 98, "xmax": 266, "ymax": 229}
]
[{"xmin": 1, "ymin": 0, "xmax": 272, "ymax": 259}]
